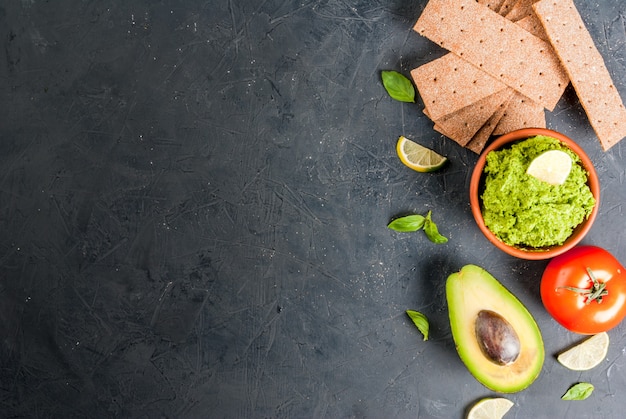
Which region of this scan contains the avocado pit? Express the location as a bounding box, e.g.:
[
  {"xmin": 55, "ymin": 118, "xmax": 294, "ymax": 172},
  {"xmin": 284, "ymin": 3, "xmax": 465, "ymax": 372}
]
[{"xmin": 475, "ymin": 310, "xmax": 521, "ymax": 366}]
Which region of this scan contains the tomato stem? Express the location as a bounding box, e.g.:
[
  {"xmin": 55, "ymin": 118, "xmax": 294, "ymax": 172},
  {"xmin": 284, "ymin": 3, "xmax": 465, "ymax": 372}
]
[{"xmin": 558, "ymin": 268, "xmax": 608, "ymax": 304}]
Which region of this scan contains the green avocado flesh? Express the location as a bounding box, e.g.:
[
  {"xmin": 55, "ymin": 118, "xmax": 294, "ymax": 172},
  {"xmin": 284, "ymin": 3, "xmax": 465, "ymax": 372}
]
[{"xmin": 446, "ymin": 265, "xmax": 544, "ymax": 393}]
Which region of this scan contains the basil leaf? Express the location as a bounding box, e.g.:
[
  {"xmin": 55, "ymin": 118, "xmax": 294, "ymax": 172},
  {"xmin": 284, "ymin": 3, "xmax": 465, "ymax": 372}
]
[
  {"xmin": 562, "ymin": 383, "xmax": 594, "ymax": 400},
  {"xmin": 388, "ymin": 215, "xmax": 426, "ymax": 232},
  {"xmin": 381, "ymin": 71, "xmax": 416, "ymax": 103},
  {"xmin": 424, "ymin": 211, "xmax": 448, "ymax": 244},
  {"xmin": 406, "ymin": 310, "xmax": 429, "ymax": 341}
]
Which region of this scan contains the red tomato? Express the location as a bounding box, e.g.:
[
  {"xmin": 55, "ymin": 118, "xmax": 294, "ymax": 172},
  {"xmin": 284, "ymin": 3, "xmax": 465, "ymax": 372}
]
[{"xmin": 541, "ymin": 245, "xmax": 626, "ymax": 334}]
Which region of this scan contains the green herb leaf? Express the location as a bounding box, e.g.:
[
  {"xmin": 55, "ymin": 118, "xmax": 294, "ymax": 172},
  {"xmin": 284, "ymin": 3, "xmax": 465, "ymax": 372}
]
[
  {"xmin": 562, "ymin": 382, "xmax": 594, "ymax": 400},
  {"xmin": 388, "ymin": 215, "xmax": 426, "ymax": 232},
  {"xmin": 406, "ymin": 310, "xmax": 429, "ymax": 341},
  {"xmin": 381, "ymin": 71, "xmax": 416, "ymax": 103},
  {"xmin": 424, "ymin": 211, "xmax": 448, "ymax": 244}
]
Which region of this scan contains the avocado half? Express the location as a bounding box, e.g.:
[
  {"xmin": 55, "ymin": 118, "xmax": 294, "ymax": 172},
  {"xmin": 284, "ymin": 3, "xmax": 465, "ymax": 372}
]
[{"xmin": 446, "ymin": 264, "xmax": 544, "ymax": 393}]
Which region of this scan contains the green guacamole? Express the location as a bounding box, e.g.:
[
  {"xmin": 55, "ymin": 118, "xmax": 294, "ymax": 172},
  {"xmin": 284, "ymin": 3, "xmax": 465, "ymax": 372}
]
[{"xmin": 481, "ymin": 135, "xmax": 595, "ymax": 249}]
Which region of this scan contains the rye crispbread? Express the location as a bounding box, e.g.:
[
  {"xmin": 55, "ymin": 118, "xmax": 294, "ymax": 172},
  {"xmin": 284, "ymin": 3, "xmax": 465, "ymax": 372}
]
[
  {"xmin": 534, "ymin": 0, "xmax": 626, "ymax": 150},
  {"xmin": 414, "ymin": 0, "xmax": 568, "ymax": 111}
]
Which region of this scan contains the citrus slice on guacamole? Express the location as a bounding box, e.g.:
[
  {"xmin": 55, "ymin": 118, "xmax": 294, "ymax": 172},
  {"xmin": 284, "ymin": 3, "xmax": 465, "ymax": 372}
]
[{"xmin": 526, "ymin": 149, "xmax": 572, "ymax": 185}]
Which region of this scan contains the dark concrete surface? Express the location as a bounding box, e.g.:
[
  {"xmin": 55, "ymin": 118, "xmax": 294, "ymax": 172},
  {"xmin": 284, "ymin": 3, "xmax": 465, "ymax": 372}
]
[{"xmin": 1, "ymin": 0, "xmax": 626, "ymax": 417}]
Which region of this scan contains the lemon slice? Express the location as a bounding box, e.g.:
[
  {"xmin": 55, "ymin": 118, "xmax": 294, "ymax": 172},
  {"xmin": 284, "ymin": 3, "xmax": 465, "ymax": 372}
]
[
  {"xmin": 396, "ymin": 136, "xmax": 448, "ymax": 173},
  {"xmin": 526, "ymin": 149, "xmax": 572, "ymax": 185},
  {"xmin": 557, "ymin": 332, "xmax": 609, "ymax": 371},
  {"xmin": 467, "ymin": 398, "xmax": 514, "ymax": 419}
]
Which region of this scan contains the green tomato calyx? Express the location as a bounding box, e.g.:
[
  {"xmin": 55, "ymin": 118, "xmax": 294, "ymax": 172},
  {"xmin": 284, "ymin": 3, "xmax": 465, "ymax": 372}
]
[{"xmin": 559, "ymin": 268, "xmax": 608, "ymax": 304}]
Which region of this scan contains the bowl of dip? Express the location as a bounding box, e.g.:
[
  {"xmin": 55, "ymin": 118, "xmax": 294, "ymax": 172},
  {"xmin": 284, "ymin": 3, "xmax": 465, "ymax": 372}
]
[{"xmin": 469, "ymin": 128, "xmax": 600, "ymax": 260}]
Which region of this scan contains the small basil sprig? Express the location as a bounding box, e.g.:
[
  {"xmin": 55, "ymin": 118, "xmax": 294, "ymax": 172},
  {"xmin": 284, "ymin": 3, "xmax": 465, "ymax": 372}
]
[
  {"xmin": 562, "ymin": 382, "xmax": 594, "ymax": 400},
  {"xmin": 381, "ymin": 70, "xmax": 415, "ymax": 103},
  {"xmin": 406, "ymin": 310, "xmax": 429, "ymax": 341},
  {"xmin": 387, "ymin": 214, "xmax": 425, "ymax": 232},
  {"xmin": 388, "ymin": 211, "xmax": 448, "ymax": 244},
  {"xmin": 424, "ymin": 211, "xmax": 448, "ymax": 244}
]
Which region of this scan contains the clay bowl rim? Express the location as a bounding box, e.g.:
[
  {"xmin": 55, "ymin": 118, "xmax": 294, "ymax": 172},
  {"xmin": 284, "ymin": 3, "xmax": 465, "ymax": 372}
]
[{"xmin": 469, "ymin": 128, "xmax": 600, "ymax": 260}]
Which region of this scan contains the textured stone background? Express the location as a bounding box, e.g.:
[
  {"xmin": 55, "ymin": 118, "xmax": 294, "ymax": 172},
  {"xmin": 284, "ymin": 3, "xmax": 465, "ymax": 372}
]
[{"xmin": 1, "ymin": 0, "xmax": 626, "ymax": 417}]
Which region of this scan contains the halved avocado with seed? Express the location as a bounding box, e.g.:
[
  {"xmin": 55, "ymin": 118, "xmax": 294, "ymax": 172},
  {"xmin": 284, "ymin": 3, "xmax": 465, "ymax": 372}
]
[{"xmin": 446, "ymin": 264, "xmax": 544, "ymax": 393}]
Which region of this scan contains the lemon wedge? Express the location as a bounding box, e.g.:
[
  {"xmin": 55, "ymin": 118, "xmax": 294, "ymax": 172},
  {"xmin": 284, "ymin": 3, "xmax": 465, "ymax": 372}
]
[
  {"xmin": 557, "ymin": 332, "xmax": 609, "ymax": 371},
  {"xmin": 526, "ymin": 149, "xmax": 572, "ymax": 185},
  {"xmin": 467, "ymin": 397, "xmax": 514, "ymax": 419},
  {"xmin": 396, "ymin": 136, "xmax": 448, "ymax": 173}
]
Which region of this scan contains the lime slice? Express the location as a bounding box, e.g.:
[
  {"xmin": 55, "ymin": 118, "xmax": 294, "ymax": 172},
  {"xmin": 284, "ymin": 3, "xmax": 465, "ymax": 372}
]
[
  {"xmin": 396, "ymin": 136, "xmax": 448, "ymax": 173},
  {"xmin": 467, "ymin": 397, "xmax": 514, "ymax": 419},
  {"xmin": 526, "ymin": 149, "xmax": 572, "ymax": 185},
  {"xmin": 557, "ymin": 332, "xmax": 609, "ymax": 371}
]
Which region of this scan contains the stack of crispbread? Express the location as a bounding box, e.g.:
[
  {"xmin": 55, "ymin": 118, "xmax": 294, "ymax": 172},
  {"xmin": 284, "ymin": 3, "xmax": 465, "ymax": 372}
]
[{"xmin": 411, "ymin": 0, "xmax": 626, "ymax": 153}]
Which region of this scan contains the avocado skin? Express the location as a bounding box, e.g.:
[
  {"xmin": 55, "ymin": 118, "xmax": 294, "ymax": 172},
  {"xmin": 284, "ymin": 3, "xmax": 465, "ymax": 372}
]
[{"xmin": 446, "ymin": 264, "xmax": 544, "ymax": 393}]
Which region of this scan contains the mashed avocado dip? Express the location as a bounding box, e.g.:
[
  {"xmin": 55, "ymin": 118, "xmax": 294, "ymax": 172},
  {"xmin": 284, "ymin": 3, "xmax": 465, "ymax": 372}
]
[{"xmin": 481, "ymin": 135, "xmax": 595, "ymax": 248}]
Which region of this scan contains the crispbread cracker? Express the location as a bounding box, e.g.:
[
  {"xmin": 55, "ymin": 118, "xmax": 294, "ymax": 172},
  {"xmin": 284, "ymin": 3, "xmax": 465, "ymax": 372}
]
[
  {"xmin": 534, "ymin": 0, "xmax": 626, "ymax": 150},
  {"xmin": 414, "ymin": 0, "xmax": 568, "ymax": 110},
  {"xmin": 410, "ymin": 53, "xmax": 508, "ymax": 121},
  {"xmin": 515, "ymin": 13, "xmax": 548, "ymax": 41},
  {"xmin": 467, "ymin": 95, "xmax": 513, "ymax": 154},
  {"xmin": 477, "ymin": 0, "xmax": 506, "ymax": 13},
  {"xmin": 431, "ymin": 88, "xmax": 514, "ymax": 146},
  {"xmin": 505, "ymin": 0, "xmax": 540, "ymax": 22},
  {"xmin": 493, "ymin": 92, "xmax": 545, "ymax": 135},
  {"xmin": 432, "ymin": 123, "xmax": 451, "ymax": 139},
  {"xmin": 497, "ymin": 0, "xmax": 519, "ymax": 16}
]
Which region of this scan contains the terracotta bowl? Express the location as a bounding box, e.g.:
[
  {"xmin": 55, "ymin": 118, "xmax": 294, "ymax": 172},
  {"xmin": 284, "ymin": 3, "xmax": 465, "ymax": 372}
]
[{"xmin": 469, "ymin": 128, "xmax": 600, "ymax": 260}]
